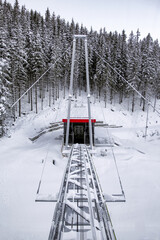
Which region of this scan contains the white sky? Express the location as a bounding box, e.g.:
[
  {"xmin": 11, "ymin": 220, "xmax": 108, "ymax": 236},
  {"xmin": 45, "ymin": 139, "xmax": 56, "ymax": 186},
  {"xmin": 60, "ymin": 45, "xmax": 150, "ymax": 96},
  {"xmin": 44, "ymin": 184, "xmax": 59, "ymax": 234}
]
[{"xmin": 6, "ymin": 0, "xmax": 160, "ymax": 41}]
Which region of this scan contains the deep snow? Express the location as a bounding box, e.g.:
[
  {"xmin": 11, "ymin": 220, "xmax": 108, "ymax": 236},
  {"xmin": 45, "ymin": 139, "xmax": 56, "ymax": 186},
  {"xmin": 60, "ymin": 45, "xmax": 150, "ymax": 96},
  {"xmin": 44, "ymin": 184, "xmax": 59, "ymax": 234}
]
[{"xmin": 0, "ymin": 94, "xmax": 160, "ymax": 240}]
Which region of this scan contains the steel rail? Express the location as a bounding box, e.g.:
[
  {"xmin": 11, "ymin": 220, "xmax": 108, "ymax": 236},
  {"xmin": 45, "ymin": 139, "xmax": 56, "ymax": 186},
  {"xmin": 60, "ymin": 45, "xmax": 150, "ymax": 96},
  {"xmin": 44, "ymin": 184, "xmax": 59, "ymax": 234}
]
[
  {"xmin": 84, "ymin": 147, "xmax": 107, "ymax": 240},
  {"xmin": 59, "ymin": 147, "xmax": 80, "ymax": 240},
  {"xmin": 85, "ymin": 147, "xmax": 117, "ymax": 240},
  {"xmin": 48, "ymin": 144, "xmax": 117, "ymax": 240},
  {"xmin": 48, "ymin": 146, "xmax": 74, "ymax": 240},
  {"xmin": 82, "ymin": 146, "xmax": 97, "ymax": 240}
]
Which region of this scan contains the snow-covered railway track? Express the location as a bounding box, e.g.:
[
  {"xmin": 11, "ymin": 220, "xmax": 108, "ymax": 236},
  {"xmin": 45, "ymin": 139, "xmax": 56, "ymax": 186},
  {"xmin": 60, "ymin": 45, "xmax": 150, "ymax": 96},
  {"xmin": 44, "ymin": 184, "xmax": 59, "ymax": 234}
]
[{"xmin": 48, "ymin": 144, "xmax": 117, "ymax": 240}]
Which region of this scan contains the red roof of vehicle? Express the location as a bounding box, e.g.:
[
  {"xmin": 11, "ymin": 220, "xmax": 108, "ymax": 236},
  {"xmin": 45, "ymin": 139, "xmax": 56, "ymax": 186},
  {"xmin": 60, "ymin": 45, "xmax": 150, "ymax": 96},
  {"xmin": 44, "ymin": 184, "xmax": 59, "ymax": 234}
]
[{"xmin": 62, "ymin": 118, "xmax": 96, "ymax": 123}]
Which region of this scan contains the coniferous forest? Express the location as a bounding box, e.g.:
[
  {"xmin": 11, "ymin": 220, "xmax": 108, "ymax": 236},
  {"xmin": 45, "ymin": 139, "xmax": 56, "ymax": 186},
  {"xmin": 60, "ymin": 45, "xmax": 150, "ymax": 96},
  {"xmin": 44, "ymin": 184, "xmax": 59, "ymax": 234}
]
[{"xmin": 0, "ymin": 0, "xmax": 160, "ymax": 136}]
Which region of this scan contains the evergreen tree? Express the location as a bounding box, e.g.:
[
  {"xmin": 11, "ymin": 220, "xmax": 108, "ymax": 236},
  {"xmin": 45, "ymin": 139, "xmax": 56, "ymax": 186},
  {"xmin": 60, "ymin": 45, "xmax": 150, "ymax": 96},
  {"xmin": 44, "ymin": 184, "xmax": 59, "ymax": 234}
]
[
  {"xmin": 152, "ymin": 39, "xmax": 160, "ymax": 110},
  {"xmin": 0, "ymin": 3, "xmax": 11, "ymax": 133},
  {"xmin": 0, "ymin": 0, "xmax": 160, "ymax": 133},
  {"xmin": 140, "ymin": 34, "xmax": 155, "ymax": 111},
  {"xmin": 127, "ymin": 30, "xmax": 141, "ymax": 112}
]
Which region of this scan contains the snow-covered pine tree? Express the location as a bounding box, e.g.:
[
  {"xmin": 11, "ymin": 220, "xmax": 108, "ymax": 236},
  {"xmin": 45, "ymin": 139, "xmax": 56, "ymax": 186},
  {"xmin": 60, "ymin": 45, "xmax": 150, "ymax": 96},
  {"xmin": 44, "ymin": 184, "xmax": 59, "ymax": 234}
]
[
  {"xmin": 9, "ymin": 0, "xmax": 28, "ymax": 117},
  {"xmin": 127, "ymin": 30, "xmax": 141, "ymax": 112},
  {"xmin": 32, "ymin": 32, "xmax": 45, "ymax": 113},
  {"xmin": 140, "ymin": 34, "xmax": 155, "ymax": 111},
  {"xmin": 0, "ymin": 4, "xmax": 11, "ymax": 135},
  {"xmin": 43, "ymin": 9, "xmax": 54, "ymax": 106},
  {"xmin": 95, "ymin": 29, "xmax": 108, "ymax": 102},
  {"xmin": 152, "ymin": 39, "xmax": 160, "ymax": 111},
  {"xmin": 0, "ymin": 0, "xmax": 160, "ymax": 127},
  {"xmin": 109, "ymin": 31, "xmax": 120, "ymax": 103},
  {"xmin": 117, "ymin": 30, "xmax": 128, "ymax": 104}
]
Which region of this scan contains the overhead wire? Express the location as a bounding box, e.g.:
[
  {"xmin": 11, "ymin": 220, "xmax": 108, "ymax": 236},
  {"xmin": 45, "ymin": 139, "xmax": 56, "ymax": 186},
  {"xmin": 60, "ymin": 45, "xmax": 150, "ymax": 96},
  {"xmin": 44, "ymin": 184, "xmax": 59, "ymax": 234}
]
[
  {"xmin": 36, "ymin": 97, "xmax": 63, "ymax": 195},
  {"xmin": 99, "ymin": 100, "xmax": 126, "ymax": 200}
]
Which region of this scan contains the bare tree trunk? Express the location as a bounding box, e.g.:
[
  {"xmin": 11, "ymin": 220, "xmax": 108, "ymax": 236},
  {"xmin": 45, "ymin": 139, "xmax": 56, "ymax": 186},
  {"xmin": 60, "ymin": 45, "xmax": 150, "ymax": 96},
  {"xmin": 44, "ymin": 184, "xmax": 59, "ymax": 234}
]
[
  {"xmin": 41, "ymin": 78, "xmax": 43, "ymax": 110},
  {"xmin": 35, "ymin": 83, "xmax": 38, "ymax": 114},
  {"xmin": 15, "ymin": 87, "xmax": 18, "ymax": 112},
  {"xmin": 153, "ymin": 92, "xmax": 157, "ymax": 112},
  {"xmin": 104, "ymin": 88, "xmax": 107, "ymax": 108},
  {"xmin": 28, "ymin": 76, "xmax": 31, "ymax": 104},
  {"xmin": 18, "ymin": 84, "xmax": 21, "ymax": 117},
  {"xmin": 63, "ymin": 75, "xmax": 67, "ymax": 99},
  {"xmin": 119, "ymin": 89, "xmax": 123, "ymax": 104},
  {"xmin": 30, "ymin": 87, "xmax": 33, "ymax": 111},
  {"xmin": 52, "ymin": 81, "xmax": 55, "ymax": 105},
  {"xmin": 99, "ymin": 87, "xmax": 101, "ymax": 102},
  {"xmin": 57, "ymin": 81, "xmax": 59, "ymax": 99},
  {"xmin": 127, "ymin": 94, "xmax": 130, "ymax": 111},
  {"xmin": 13, "ymin": 85, "xmax": 16, "ymax": 121},
  {"xmin": 142, "ymin": 81, "xmax": 147, "ymax": 111},
  {"xmin": 43, "ymin": 76, "xmax": 46, "ymax": 99},
  {"xmin": 110, "ymin": 88, "xmax": 113, "ymax": 104},
  {"xmin": 39, "ymin": 78, "xmax": 42, "ymax": 99},
  {"xmin": 132, "ymin": 91, "xmax": 135, "ymax": 112},
  {"xmin": 140, "ymin": 96, "xmax": 142, "ymax": 107},
  {"xmin": 49, "ymin": 76, "xmax": 51, "ymax": 107},
  {"xmin": 55, "ymin": 84, "xmax": 57, "ymax": 101},
  {"xmin": 79, "ymin": 83, "xmax": 81, "ymax": 96},
  {"xmin": 75, "ymin": 77, "xmax": 77, "ymax": 99},
  {"xmin": 142, "ymin": 91, "xmax": 146, "ymax": 112},
  {"xmin": 55, "ymin": 77, "xmax": 58, "ymax": 101},
  {"xmin": 46, "ymin": 71, "xmax": 49, "ymax": 92}
]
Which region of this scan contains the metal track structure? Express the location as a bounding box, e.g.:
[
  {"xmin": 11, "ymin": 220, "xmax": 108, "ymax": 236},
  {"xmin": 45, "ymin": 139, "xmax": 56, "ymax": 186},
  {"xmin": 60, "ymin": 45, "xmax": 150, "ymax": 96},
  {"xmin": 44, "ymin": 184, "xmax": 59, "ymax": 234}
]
[{"xmin": 48, "ymin": 144, "xmax": 117, "ymax": 240}]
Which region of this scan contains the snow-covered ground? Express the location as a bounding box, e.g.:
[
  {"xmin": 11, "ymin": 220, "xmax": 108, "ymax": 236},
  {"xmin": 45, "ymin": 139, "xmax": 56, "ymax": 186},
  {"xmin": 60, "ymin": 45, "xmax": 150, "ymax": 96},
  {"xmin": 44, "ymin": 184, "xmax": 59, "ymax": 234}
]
[{"xmin": 0, "ymin": 93, "xmax": 160, "ymax": 240}]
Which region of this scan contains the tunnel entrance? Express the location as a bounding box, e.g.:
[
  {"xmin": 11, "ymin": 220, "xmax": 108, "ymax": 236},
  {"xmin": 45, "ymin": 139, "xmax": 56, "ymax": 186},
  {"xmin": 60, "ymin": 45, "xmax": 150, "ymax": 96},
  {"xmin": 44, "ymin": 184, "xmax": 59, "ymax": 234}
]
[
  {"xmin": 73, "ymin": 124, "xmax": 84, "ymax": 143},
  {"xmin": 62, "ymin": 118, "xmax": 96, "ymax": 145}
]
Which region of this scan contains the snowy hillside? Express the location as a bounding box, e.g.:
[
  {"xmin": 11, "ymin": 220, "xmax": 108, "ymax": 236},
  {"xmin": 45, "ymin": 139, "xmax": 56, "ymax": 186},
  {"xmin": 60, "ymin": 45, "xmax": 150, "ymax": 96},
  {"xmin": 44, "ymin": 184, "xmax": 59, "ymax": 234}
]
[{"xmin": 0, "ymin": 95, "xmax": 160, "ymax": 240}]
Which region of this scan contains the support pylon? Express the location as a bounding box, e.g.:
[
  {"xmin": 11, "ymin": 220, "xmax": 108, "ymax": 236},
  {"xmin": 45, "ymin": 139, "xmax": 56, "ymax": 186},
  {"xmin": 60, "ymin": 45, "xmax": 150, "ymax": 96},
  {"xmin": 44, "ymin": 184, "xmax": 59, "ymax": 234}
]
[{"xmin": 65, "ymin": 35, "xmax": 93, "ymax": 149}]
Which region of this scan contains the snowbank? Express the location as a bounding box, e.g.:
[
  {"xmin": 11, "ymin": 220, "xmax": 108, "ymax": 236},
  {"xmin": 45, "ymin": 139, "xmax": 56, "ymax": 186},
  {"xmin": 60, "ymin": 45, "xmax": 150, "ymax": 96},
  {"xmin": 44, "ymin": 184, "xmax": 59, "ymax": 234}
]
[{"xmin": 0, "ymin": 95, "xmax": 160, "ymax": 239}]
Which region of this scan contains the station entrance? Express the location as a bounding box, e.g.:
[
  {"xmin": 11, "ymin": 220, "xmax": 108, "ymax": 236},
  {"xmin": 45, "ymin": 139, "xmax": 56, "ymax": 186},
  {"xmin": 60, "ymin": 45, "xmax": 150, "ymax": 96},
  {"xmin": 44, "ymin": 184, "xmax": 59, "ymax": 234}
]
[
  {"xmin": 63, "ymin": 118, "xmax": 96, "ymax": 145},
  {"xmin": 74, "ymin": 124, "xmax": 84, "ymax": 143}
]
